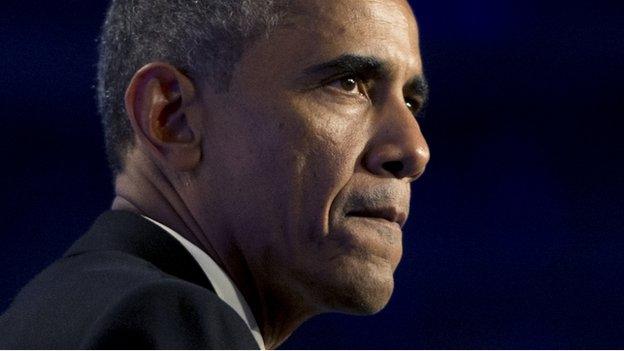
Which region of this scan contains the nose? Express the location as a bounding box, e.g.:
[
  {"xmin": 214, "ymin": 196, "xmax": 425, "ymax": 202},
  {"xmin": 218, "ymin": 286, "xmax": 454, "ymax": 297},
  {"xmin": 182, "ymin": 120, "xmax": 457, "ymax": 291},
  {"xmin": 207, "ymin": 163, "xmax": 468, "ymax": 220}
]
[{"xmin": 363, "ymin": 101, "xmax": 430, "ymax": 182}]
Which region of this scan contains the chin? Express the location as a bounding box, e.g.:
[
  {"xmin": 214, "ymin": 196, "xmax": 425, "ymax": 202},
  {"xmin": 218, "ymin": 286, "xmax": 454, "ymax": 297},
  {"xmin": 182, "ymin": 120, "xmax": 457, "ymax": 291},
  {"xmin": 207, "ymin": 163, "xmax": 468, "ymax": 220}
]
[{"xmin": 317, "ymin": 253, "xmax": 397, "ymax": 315}]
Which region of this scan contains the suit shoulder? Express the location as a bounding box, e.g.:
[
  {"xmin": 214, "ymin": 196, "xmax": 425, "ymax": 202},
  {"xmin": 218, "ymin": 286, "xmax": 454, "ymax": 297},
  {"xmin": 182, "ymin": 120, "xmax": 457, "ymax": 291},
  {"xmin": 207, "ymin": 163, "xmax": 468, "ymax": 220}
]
[
  {"xmin": 0, "ymin": 251, "xmax": 257, "ymax": 349},
  {"xmin": 82, "ymin": 279, "xmax": 258, "ymax": 349}
]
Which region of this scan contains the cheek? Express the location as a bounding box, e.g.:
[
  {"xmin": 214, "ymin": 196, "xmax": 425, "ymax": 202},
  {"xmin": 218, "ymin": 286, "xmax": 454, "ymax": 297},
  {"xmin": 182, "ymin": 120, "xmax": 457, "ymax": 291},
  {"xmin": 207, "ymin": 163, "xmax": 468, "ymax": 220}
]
[
  {"xmin": 216, "ymin": 91, "xmax": 369, "ymax": 258},
  {"xmin": 287, "ymin": 90, "xmax": 369, "ymax": 165},
  {"xmin": 277, "ymin": 95, "xmax": 368, "ymax": 242}
]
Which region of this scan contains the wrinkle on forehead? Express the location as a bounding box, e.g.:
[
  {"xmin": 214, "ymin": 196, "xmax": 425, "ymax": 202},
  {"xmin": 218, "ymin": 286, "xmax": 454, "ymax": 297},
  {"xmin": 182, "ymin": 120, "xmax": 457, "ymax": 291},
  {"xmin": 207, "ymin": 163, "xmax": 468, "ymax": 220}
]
[
  {"xmin": 282, "ymin": 0, "xmax": 421, "ymax": 63},
  {"xmin": 286, "ymin": 0, "xmax": 417, "ymax": 35},
  {"xmin": 359, "ymin": 0, "xmax": 414, "ymax": 30}
]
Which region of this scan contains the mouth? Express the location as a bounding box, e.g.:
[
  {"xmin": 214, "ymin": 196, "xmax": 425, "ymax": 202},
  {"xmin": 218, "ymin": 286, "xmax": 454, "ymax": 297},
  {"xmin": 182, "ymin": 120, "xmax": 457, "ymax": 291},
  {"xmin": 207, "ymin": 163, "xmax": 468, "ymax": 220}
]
[{"xmin": 346, "ymin": 207, "xmax": 407, "ymax": 228}]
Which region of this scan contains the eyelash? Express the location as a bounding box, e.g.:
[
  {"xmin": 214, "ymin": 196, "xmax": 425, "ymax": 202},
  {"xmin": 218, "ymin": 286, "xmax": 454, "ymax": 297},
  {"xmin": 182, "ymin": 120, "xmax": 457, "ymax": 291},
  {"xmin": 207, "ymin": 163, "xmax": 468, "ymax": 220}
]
[
  {"xmin": 324, "ymin": 74, "xmax": 422, "ymax": 117},
  {"xmin": 326, "ymin": 74, "xmax": 368, "ymax": 96},
  {"xmin": 405, "ymin": 98, "xmax": 421, "ymax": 115}
]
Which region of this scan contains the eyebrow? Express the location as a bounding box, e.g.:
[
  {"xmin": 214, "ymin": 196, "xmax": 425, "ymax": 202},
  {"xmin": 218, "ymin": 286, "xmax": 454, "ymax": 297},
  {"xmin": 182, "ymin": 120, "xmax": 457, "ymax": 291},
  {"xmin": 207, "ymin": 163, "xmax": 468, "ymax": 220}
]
[
  {"xmin": 303, "ymin": 54, "xmax": 387, "ymax": 79},
  {"xmin": 302, "ymin": 53, "xmax": 429, "ymax": 103}
]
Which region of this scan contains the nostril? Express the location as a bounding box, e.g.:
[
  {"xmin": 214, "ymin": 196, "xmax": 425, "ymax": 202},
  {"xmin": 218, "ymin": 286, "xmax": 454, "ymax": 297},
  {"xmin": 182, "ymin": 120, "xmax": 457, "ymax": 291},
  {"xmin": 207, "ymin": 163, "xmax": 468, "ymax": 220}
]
[{"xmin": 382, "ymin": 161, "xmax": 403, "ymax": 175}]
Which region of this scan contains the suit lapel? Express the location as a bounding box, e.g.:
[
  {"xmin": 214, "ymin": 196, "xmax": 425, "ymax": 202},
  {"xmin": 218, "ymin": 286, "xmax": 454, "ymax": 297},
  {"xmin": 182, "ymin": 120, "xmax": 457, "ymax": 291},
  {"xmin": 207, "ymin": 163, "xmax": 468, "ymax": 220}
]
[{"xmin": 64, "ymin": 210, "xmax": 214, "ymax": 293}]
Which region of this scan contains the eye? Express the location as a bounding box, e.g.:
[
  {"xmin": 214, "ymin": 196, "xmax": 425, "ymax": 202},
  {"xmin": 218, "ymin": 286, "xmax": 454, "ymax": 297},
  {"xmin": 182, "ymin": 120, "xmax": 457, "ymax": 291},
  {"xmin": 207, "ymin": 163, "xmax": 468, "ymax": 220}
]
[
  {"xmin": 327, "ymin": 76, "xmax": 366, "ymax": 96},
  {"xmin": 338, "ymin": 77, "xmax": 358, "ymax": 92},
  {"xmin": 405, "ymin": 98, "xmax": 421, "ymax": 116}
]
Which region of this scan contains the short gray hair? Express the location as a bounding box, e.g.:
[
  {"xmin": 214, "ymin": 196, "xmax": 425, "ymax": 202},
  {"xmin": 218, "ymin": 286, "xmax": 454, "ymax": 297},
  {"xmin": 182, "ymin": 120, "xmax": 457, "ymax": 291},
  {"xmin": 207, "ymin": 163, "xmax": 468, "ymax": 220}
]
[{"xmin": 97, "ymin": 0, "xmax": 288, "ymax": 174}]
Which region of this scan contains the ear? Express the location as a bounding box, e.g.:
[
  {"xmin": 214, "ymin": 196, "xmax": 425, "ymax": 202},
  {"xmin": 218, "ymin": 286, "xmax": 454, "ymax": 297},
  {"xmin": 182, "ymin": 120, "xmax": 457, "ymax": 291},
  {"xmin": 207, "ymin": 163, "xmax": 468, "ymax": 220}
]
[{"xmin": 125, "ymin": 62, "xmax": 201, "ymax": 171}]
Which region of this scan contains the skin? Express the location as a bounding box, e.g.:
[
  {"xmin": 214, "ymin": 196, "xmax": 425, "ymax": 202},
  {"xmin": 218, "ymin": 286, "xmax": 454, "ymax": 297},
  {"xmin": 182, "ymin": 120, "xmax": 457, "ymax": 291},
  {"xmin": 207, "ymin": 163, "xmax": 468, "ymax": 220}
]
[{"xmin": 112, "ymin": 0, "xmax": 429, "ymax": 348}]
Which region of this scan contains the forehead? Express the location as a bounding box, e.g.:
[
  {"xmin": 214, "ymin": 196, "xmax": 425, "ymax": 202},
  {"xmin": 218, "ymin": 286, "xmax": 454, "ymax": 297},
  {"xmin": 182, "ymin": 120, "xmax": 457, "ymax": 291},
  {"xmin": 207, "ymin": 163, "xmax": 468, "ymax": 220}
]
[
  {"xmin": 294, "ymin": 0, "xmax": 420, "ymax": 67},
  {"xmin": 235, "ymin": 0, "xmax": 422, "ymax": 86},
  {"xmin": 289, "ymin": 0, "xmax": 417, "ymax": 38}
]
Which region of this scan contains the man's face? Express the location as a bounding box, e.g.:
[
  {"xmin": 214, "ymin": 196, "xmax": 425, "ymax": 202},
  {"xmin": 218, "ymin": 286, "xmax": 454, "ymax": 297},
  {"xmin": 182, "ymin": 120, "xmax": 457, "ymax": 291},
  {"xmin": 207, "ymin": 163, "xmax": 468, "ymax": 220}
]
[{"xmin": 194, "ymin": 0, "xmax": 429, "ymax": 314}]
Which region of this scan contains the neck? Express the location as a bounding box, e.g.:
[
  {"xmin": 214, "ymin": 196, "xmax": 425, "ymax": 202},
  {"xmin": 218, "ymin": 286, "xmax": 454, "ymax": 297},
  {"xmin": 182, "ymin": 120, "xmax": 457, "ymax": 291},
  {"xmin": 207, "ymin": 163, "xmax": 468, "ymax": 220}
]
[
  {"xmin": 219, "ymin": 241, "xmax": 319, "ymax": 349},
  {"xmin": 112, "ymin": 152, "xmax": 319, "ymax": 349},
  {"xmin": 111, "ymin": 152, "xmax": 218, "ymax": 260}
]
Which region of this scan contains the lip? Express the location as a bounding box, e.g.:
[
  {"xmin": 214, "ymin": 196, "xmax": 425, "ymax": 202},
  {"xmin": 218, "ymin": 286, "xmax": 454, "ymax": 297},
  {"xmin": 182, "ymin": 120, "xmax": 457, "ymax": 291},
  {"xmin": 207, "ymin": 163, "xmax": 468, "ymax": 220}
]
[{"xmin": 346, "ymin": 207, "xmax": 407, "ymax": 228}]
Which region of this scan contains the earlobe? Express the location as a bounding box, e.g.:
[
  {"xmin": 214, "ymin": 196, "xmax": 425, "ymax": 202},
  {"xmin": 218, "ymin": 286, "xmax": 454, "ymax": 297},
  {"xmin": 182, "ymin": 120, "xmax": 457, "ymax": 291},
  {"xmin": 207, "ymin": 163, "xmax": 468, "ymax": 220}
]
[{"xmin": 125, "ymin": 62, "xmax": 201, "ymax": 171}]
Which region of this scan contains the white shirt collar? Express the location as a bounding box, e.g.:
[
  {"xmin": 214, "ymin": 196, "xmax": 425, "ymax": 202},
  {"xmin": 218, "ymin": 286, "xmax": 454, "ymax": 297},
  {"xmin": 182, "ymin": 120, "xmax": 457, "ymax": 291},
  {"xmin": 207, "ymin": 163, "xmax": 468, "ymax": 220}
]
[{"xmin": 142, "ymin": 216, "xmax": 265, "ymax": 350}]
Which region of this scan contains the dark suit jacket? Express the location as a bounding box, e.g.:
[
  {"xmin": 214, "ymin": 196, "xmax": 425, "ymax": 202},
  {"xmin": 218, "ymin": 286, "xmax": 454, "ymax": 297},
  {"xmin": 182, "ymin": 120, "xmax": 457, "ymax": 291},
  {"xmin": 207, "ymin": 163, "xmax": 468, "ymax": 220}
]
[{"xmin": 0, "ymin": 211, "xmax": 259, "ymax": 349}]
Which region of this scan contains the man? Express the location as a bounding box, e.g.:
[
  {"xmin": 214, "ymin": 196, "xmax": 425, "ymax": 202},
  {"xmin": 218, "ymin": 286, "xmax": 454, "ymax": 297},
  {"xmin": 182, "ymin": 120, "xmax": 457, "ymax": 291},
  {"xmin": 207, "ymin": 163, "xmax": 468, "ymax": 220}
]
[{"xmin": 0, "ymin": 0, "xmax": 429, "ymax": 348}]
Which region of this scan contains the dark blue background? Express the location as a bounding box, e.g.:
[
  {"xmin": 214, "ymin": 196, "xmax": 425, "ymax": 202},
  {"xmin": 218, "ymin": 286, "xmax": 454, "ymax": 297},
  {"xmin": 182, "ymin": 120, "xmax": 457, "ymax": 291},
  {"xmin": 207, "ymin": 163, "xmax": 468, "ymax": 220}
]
[{"xmin": 1, "ymin": 0, "xmax": 623, "ymax": 348}]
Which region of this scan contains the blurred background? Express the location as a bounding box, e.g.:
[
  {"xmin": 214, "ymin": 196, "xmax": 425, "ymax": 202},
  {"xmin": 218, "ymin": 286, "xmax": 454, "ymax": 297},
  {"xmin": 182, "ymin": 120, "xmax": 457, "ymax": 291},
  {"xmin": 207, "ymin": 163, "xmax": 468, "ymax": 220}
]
[{"xmin": 1, "ymin": 0, "xmax": 623, "ymax": 348}]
